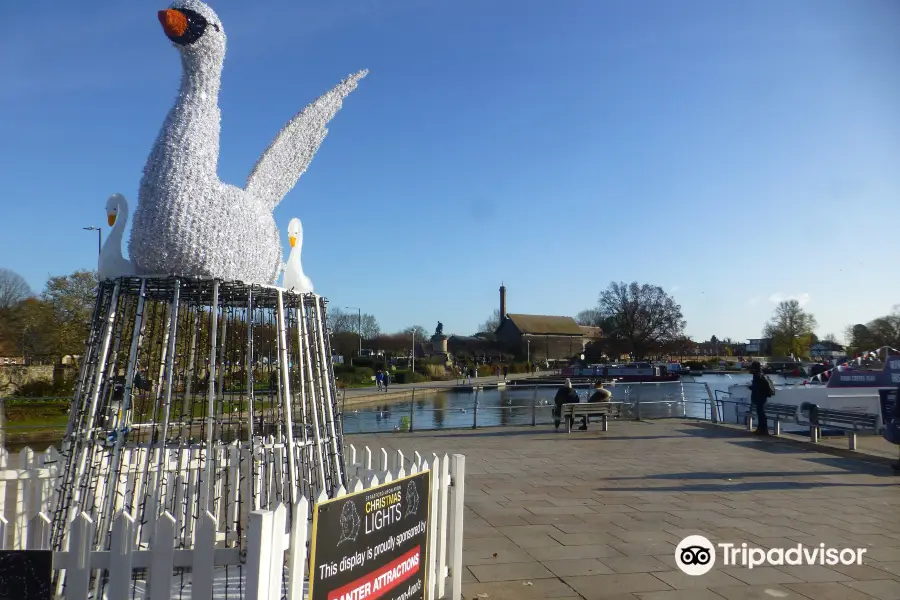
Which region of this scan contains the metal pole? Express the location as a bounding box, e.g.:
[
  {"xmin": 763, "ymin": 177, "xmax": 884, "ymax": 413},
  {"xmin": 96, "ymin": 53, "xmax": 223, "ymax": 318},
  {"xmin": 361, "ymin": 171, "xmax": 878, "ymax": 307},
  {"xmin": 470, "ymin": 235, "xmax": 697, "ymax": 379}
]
[
  {"xmin": 276, "ymin": 290, "xmax": 300, "ymax": 504},
  {"xmin": 409, "ymin": 388, "xmax": 415, "ymax": 433},
  {"xmin": 358, "ymin": 308, "xmax": 362, "ymax": 358},
  {"xmin": 313, "ymin": 296, "xmax": 342, "ymax": 489},
  {"xmin": 202, "ymin": 280, "xmax": 220, "ymax": 513},
  {"xmin": 412, "ymin": 329, "xmax": 416, "ymax": 372},
  {"xmin": 300, "ymin": 300, "xmax": 326, "ymax": 490}
]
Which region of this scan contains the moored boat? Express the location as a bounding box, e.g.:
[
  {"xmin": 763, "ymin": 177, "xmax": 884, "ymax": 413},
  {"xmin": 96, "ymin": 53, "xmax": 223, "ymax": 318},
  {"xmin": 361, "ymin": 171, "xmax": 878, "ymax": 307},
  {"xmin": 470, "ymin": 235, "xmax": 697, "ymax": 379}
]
[
  {"xmin": 725, "ymin": 347, "xmax": 899, "ymax": 430},
  {"xmin": 565, "ymin": 362, "xmax": 680, "ymax": 382}
]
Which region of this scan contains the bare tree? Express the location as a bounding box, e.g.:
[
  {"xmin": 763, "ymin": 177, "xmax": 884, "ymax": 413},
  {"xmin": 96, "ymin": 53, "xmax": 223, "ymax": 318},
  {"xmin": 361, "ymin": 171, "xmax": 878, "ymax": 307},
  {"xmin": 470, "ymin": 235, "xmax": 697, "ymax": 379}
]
[
  {"xmin": 402, "ymin": 325, "xmax": 429, "ymax": 340},
  {"xmin": 0, "ymin": 268, "xmax": 32, "ymax": 309},
  {"xmin": 478, "ymin": 309, "xmax": 501, "ymax": 333},
  {"xmin": 360, "ymin": 314, "xmax": 380, "ymax": 340},
  {"xmin": 327, "ymin": 308, "xmax": 357, "ymax": 334},
  {"xmin": 575, "ymin": 308, "xmax": 602, "ymax": 326},
  {"xmin": 595, "ymin": 281, "xmax": 686, "ymax": 358}
]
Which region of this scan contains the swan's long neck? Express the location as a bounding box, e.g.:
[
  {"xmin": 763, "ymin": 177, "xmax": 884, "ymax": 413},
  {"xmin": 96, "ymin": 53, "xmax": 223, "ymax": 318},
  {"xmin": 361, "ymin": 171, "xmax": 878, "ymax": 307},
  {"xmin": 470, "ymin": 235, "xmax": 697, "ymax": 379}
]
[
  {"xmin": 107, "ymin": 198, "xmax": 129, "ymax": 254},
  {"xmin": 289, "ymin": 243, "xmax": 302, "ymax": 267},
  {"xmin": 146, "ymin": 53, "xmax": 223, "ymax": 181}
]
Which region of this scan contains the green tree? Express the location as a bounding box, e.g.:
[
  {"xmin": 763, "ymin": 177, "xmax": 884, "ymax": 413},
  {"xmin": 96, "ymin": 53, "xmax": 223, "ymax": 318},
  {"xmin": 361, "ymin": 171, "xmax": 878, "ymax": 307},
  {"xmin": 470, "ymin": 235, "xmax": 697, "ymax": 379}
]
[
  {"xmin": 41, "ymin": 270, "xmax": 99, "ymax": 357},
  {"xmin": 591, "ymin": 281, "xmax": 686, "ymax": 359},
  {"xmin": 763, "ymin": 300, "xmax": 817, "ymax": 358},
  {"xmin": 844, "ymin": 307, "xmax": 900, "ymax": 354}
]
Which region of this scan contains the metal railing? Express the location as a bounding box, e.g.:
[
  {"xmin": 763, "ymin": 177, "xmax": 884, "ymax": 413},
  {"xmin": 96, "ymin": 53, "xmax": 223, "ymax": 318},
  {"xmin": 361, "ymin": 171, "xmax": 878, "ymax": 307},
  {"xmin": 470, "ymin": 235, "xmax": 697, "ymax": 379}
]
[
  {"xmin": 339, "ymin": 380, "xmax": 719, "ymax": 434},
  {"xmin": 0, "ymin": 380, "xmax": 748, "ymax": 442}
]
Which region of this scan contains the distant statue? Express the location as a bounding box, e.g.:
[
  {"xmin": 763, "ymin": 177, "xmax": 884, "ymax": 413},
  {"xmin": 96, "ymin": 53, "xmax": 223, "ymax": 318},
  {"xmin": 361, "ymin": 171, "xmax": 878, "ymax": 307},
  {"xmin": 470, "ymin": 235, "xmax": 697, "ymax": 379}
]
[{"xmin": 435, "ymin": 322, "xmax": 444, "ymax": 336}]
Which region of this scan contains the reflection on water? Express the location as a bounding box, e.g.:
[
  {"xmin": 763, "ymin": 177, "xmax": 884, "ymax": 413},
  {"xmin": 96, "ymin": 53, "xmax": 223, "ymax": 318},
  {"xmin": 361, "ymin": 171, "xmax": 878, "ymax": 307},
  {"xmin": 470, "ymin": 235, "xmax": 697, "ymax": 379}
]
[
  {"xmin": 2, "ymin": 374, "xmax": 808, "ymax": 450},
  {"xmin": 343, "ymin": 381, "xmax": 713, "ymax": 434},
  {"xmin": 341, "ymin": 374, "xmax": 809, "ymax": 434}
]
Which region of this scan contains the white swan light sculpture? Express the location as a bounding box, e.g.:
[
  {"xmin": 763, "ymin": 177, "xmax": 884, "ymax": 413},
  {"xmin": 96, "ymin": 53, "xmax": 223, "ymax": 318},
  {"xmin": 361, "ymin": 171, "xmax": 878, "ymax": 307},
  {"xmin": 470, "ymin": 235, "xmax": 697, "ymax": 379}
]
[
  {"xmin": 99, "ymin": 194, "xmax": 136, "ymax": 281},
  {"xmin": 129, "ymin": 0, "xmax": 366, "ymax": 285},
  {"xmin": 282, "ymin": 218, "xmax": 313, "ymax": 294}
]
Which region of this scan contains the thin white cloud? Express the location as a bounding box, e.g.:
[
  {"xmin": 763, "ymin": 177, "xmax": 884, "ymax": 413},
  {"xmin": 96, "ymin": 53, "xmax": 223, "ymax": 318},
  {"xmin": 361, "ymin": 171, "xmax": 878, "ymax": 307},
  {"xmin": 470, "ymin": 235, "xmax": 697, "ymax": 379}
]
[
  {"xmin": 670, "ymin": 285, "xmax": 680, "ymax": 293},
  {"xmin": 769, "ymin": 292, "xmax": 811, "ymax": 307},
  {"xmin": 747, "ymin": 297, "xmax": 760, "ymax": 306}
]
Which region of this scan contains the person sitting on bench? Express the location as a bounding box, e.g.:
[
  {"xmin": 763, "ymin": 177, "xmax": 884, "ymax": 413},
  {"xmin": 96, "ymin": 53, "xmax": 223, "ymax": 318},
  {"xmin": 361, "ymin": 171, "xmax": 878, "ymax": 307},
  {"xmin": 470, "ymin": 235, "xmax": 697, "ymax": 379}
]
[
  {"xmin": 553, "ymin": 379, "xmax": 580, "ymax": 431},
  {"xmin": 578, "ymin": 382, "xmax": 612, "ymax": 430}
]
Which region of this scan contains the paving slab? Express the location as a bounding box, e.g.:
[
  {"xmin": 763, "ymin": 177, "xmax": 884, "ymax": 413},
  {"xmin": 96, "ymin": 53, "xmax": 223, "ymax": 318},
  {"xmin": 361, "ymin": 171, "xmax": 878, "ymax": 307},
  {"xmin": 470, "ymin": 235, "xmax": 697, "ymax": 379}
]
[{"xmin": 349, "ymin": 419, "xmax": 900, "ymax": 599}]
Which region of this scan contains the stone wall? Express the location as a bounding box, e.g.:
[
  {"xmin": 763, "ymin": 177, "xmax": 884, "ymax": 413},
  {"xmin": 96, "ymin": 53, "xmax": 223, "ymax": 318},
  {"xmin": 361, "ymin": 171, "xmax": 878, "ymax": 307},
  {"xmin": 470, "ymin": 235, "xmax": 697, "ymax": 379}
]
[{"xmin": 0, "ymin": 365, "xmax": 56, "ymax": 395}]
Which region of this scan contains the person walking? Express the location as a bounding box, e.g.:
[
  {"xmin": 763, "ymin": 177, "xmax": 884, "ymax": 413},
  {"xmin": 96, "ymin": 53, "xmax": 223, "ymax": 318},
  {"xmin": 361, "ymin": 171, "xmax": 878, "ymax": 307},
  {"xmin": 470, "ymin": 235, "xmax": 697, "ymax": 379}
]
[
  {"xmin": 749, "ymin": 361, "xmax": 771, "ymax": 435},
  {"xmin": 553, "ymin": 378, "xmax": 580, "ymax": 431},
  {"xmin": 375, "ymin": 369, "xmax": 384, "ymax": 392},
  {"xmin": 503, "ymin": 365, "xmax": 509, "ymax": 379},
  {"xmin": 383, "ymin": 369, "xmax": 391, "ymax": 392},
  {"xmin": 579, "ymin": 381, "xmax": 612, "ymax": 430}
]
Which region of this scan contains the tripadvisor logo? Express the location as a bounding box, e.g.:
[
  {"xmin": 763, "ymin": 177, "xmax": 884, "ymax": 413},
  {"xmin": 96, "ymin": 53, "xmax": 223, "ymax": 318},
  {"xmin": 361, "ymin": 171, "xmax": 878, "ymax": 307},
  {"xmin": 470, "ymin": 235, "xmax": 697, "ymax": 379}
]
[
  {"xmin": 676, "ymin": 535, "xmax": 716, "ymax": 576},
  {"xmin": 675, "ymin": 535, "xmax": 868, "ymax": 576}
]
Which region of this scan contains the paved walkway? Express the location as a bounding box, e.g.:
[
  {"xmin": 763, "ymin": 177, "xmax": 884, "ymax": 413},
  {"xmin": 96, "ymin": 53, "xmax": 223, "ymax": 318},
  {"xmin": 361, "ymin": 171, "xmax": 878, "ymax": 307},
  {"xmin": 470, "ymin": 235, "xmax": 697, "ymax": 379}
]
[{"xmin": 349, "ymin": 419, "xmax": 900, "ymax": 600}]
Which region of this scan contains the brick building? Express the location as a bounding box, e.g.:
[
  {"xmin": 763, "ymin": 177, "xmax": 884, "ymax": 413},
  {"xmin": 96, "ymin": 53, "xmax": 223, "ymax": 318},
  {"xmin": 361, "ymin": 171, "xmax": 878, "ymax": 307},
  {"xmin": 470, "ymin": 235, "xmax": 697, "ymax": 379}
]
[{"xmin": 492, "ymin": 284, "xmax": 597, "ymax": 363}]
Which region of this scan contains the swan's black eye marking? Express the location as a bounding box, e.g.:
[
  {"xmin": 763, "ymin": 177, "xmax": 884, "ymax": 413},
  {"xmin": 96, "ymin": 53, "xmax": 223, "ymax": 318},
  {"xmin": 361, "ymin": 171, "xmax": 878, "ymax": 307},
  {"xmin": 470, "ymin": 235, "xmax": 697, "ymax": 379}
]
[{"xmin": 170, "ymin": 8, "xmax": 208, "ymax": 46}]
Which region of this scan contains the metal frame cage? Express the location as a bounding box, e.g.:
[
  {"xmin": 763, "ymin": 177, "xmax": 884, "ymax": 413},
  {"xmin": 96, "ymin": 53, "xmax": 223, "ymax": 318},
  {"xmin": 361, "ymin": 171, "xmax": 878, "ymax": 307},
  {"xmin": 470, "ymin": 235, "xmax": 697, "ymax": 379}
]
[{"xmin": 50, "ymin": 277, "xmax": 345, "ymax": 560}]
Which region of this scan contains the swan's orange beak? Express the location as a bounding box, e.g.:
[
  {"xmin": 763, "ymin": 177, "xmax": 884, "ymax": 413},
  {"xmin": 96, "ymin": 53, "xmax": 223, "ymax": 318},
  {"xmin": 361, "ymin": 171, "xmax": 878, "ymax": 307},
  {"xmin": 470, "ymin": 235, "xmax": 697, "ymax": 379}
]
[
  {"xmin": 107, "ymin": 213, "xmax": 117, "ymax": 227},
  {"xmin": 289, "ymin": 235, "xmax": 297, "ymax": 248},
  {"xmin": 158, "ymin": 9, "xmax": 188, "ymax": 38}
]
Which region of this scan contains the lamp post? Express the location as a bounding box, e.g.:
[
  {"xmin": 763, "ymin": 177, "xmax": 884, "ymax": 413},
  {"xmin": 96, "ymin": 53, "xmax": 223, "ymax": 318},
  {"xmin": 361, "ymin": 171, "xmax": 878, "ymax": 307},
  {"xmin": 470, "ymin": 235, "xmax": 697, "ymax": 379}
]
[
  {"xmin": 83, "ymin": 226, "xmax": 102, "ymax": 256},
  {"xmin": 345, "ymin": 306, "xmax": 362, "ymax": 358},
  {"xmin": 526, "ymin": 338, "xmax": 531, "ymax": 364},
  {"xmin": 412, "ymin": 328, "xmax": 416, "ymax": 372}
]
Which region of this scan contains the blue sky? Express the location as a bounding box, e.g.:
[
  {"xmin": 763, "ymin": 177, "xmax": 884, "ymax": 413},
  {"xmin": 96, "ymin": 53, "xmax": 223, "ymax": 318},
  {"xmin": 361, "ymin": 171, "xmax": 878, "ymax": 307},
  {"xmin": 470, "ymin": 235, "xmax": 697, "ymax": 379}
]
[{"xmin": 1, "ymin": 0, "xmax": 899, "ymax": 342}]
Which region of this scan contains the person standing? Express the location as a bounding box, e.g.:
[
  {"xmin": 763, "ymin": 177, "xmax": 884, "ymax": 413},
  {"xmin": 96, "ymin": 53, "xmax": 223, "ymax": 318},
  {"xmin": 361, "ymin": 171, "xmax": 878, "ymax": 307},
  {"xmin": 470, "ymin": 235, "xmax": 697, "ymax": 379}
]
[
  {"xmin": 375, "ymin": 369, "xmax": 384, "ymax": 392},
  {"xmin": 553, "ymin": 378, "xmax": 580, "ymax": 431},
  {"xmin": 749, "ymin": 361, "xmax": 770, "ymax": 435},
  {"xmin": 383, "ymin": 369, "xmax": 391, "ymax": 392}
]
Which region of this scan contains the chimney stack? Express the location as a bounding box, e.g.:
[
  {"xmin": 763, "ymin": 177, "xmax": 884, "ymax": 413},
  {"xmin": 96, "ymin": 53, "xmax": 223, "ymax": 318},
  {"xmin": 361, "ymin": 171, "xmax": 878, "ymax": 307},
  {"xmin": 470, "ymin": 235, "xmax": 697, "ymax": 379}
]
[{"xmin": 499, "ymin": 283, "xmax": 507, "ymax": 320}]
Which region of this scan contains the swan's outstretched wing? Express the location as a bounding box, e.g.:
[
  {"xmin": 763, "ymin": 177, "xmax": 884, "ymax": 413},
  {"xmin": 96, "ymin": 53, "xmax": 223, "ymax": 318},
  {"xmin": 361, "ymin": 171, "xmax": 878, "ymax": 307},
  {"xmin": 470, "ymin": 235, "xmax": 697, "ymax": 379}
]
[{"xmin": 245, "ymin": 70, "xmax": 367, "ymax": 210}]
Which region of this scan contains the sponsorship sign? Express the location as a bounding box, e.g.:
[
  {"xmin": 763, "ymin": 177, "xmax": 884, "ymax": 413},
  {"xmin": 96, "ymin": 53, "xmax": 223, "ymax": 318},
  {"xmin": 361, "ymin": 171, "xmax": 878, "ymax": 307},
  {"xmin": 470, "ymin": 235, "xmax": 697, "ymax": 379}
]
[{"xmin": 308, "ymin": 471, "xmax": 431, "ymax": 600}]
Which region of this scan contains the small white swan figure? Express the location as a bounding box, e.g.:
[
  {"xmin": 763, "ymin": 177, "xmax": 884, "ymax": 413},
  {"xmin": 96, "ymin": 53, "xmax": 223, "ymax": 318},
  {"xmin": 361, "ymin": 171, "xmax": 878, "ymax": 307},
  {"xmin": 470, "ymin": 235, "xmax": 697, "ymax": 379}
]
[
  {"xmin": 99, "ymin": 194, "xmax": 136, "ymax": 280},
  {"xmin": 282, "ymin": 218, "xmax": 313, "ymax": 294}
]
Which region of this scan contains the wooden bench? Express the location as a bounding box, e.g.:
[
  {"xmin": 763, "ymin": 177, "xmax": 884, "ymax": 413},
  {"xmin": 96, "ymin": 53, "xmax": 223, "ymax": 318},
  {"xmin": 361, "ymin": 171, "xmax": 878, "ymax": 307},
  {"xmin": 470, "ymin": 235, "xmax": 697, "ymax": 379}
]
[
  {"xmin": 560, "ymin": 403, "xmax": 620, "ymax": 433},
  {"xmin": 739, "ymin": 402, "xmax": 798, "ymax": 435},
  {"xmin": 803, "ymin": 404, "xmax": 879, "ymax": 449}
]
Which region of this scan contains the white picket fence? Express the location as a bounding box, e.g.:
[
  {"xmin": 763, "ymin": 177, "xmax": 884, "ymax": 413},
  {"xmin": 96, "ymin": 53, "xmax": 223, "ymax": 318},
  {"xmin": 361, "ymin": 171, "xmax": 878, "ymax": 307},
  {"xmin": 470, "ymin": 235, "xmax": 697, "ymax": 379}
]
[
  {"xmin": 0, "ymin": 445, "xmax": 466, "ymax": 600},
  {"xmin": 0, "ymin": 446, "xmax": 61, "ymax": 549}
]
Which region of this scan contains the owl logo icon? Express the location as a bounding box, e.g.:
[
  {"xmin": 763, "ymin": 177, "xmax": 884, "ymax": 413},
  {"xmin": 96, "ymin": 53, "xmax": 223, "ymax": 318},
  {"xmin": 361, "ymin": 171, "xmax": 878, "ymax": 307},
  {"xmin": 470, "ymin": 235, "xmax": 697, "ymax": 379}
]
[
  {"xmin": 405, "ymin": 480, "xmax": 419, "ymax": 518},
  {"xmin": 337, "ymin": 500, "xmax": 362, "ymax": 546}
]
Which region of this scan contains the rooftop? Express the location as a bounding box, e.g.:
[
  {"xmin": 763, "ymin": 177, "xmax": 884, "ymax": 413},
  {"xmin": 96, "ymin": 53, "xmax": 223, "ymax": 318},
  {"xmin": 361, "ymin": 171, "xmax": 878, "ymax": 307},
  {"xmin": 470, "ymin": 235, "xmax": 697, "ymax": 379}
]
[
  {"xmin": 352, "ymin": 420, "xmax": 900, "ymax": 600},
  {"xmin": 504, "ymin": 314, "xmax": 585, "ymax": 336}
]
